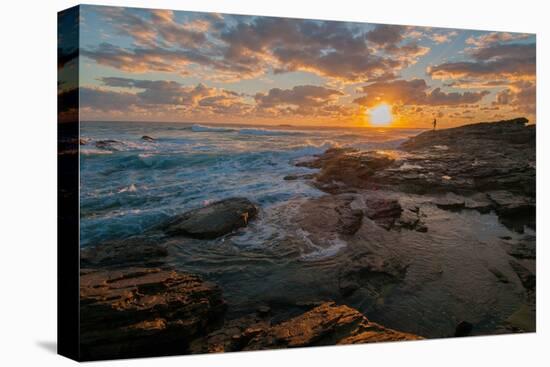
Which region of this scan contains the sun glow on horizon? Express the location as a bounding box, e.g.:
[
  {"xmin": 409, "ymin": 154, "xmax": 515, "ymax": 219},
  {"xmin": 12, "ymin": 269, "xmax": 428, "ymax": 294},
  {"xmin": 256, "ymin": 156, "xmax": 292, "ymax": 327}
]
[{"xmin": 368, "ymin": 103, "xmax": 393, "ymax": 126}]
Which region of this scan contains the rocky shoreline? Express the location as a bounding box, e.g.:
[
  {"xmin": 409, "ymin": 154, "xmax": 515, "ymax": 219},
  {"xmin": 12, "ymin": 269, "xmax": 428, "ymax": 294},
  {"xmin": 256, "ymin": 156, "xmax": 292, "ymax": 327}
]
[{"xmin": 80, "ymin": 117, "xmax": 535, "ymax": 359}]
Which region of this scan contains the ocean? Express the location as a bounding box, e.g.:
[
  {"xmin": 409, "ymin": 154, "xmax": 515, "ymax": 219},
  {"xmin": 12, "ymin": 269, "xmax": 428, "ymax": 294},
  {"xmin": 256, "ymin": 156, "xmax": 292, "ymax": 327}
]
[{"xmin": 79, "ymin": 121, "xmax": 420, "ymax": 247}]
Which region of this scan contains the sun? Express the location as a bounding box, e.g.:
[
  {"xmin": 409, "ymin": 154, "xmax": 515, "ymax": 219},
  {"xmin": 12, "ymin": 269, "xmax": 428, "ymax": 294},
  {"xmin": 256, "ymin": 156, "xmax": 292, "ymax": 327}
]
[{"xmin": 368, "ymin": 103, "xmax": 393, "ymax": 126}]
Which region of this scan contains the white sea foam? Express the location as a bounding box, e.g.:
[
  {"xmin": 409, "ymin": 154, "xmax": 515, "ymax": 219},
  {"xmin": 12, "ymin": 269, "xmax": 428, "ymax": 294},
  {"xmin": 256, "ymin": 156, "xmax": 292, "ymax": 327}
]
[
  {"xmin": 238, "ymin": 128, "xmax": 302, "ymax": 136},
  {"xmin": 80, "ymin": 148, "xmax": 113, "ymax": 155},
  {"xmin": 191, "ymin": 124, "xmax": 235, "ymax": 133},
  {"xmin": 399, "ymin": 162, "xmax": 423, "ymax": 171},
  {"xmin": 296, "ymin": 229, "xmax": 347, "ymax": 261},
  {"xmin": 118, "ymin": 184, "xmax": 137, "ymax": 193},
  {"xmin": 191, "ymin": 124, "xmax": 303, "ymax": 136}
]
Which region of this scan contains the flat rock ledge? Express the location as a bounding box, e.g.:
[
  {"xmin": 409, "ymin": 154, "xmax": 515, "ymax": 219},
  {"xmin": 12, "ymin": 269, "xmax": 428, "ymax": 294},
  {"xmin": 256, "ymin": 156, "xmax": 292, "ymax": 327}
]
[
  {"xmin": 294, "ymin": 118, "xmax": 535, "ymax": 233},
  {"xmin": 194, "ymin": 302, "xmax": 421, "ymax": 353},
  {"xmin": 157, "ymin": 197, "xmax": 258, "ymax": 239},
  {"xmin": 79, "ymin": 268, "xmax": 226, "ymax": 360},
  {"xmin": 80, "ymin": 236, "xmax": 168, "ymax": 268}
]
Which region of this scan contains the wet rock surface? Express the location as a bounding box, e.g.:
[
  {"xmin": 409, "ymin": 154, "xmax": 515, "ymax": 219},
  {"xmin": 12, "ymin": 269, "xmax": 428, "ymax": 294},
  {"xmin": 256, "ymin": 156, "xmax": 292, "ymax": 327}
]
[
  {"xmin": 157, "ymin": 197, "xmax": 258, "ymax": 239},
  {"xmin": 292, "ymin": 192, "xmax": 410, "ymax": 298},
  {"xmin": 243, "ymin": 302, "xmax": 422, "ymax": 349},
  {"xmin": 141, "ymin": 135, "xmax": 155, "ymax": 142},
  {"xmin": 193, "ymin": 302, "xmax": 421, "ymax": 353},
  {"xmin": 79, "ymin": 268, "xmax": 226, "ymax": 360},
  {"xmin": 81, "ymin": 236, "xmax": 168, "ymax": 268},
  {"xmin": 364, "ymin": 198, "xmax": 403, "ymax": 230},
  {"xmin": 297, "ymin": 148, "xmax": 395, "ymax": 193},
  {"xmin": 94, "ymin": 139, "xmax": 120, "ymax": 150},
  {"xmin": 289, "ymin": 118, "xmax": 536, "ymax": 336},
  {"xmin": 397, "ymin": 118, "xmax": 535, "ymax": 197},
  {"xmin": 509, "ymin": 260, "xmax": 535, "ymax": 291},
  {"xmin": 299, "ymin": 118, "xmax": 535, "ymax": 232},
  {"xmin": 283, "ymin": 173, "xmax": 316, "ymax": 181},
  {"xmin": 295, "ymin": 194, "xmax": 363, "ymax": 241},
  {"xmin": 79, "ymin": 266, "xmax": 421, "ymax": 359}
]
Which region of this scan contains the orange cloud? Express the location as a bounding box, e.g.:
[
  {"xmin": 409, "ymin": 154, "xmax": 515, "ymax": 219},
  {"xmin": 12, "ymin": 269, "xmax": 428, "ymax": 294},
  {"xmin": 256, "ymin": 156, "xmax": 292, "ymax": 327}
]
[
  {"xmin": 428, "ymin": 43, "xmax": 535, "ymax": 81},
  {"xmin": 353, "ymin": 79, "xmax": 490, "ymax": 107}
]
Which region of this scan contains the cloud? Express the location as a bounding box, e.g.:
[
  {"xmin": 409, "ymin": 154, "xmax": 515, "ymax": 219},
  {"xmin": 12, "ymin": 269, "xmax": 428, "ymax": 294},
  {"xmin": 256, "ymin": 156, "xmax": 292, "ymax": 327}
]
[
  {"xmin": 465, "ymin": 32, "xmax": 532, "ymax": 47},
  {"xmin": 366, "ymin": 24, "xmax": 404, "ymax": 46},
  {"xmin": 82, "ymin": 43, "xmax": 194, "ymax": 75},
  {"xmin": 82, "ymin": 43, "xmax": 256, "ymax": 79},
  {"xmin": 365, "ymin": 24, "xmax": 430, "ymax": 65},
  {"xmin": 81, "ymin": 79, "xmax": 349, "ymax": 119},
  {"xmin": 428, "ymin": 42, "xmax": 535, "ymax": 80},
  {"xmin": 403, "ymin": 27, "xmax": 458, "ymax": 45},
  {"xmin": 220, "ymin": 17, "xmax": 404, "ymax": 82},
  {"xmin": 148, "ymin": 9, "xmax": 207, "ymax": 48},
  {"xmin": 427, "ymin": 87, "xmax": 490, "ymax": 106},
  {"xmin": 429, "ymin": 30, "xmax": 458, "ymax": 44},
  {"xmin": 95, "ymin": 7, "xmax": 158, "ymax": 47},
  {"xmin": 80, "ymin": 87, "xmax": 139, "ymax": 112},
  {"xmin": 81, "ymin": 77, "xmax": 252, "ymax": 115},
  {"xmin": 79, "ymin": 7, "xmax": 536, "ymax": 124},
  {"xmin": 95, "ymin": 7, "xmax": 207, "ymax": 48},
  {"xmin": 253, "ymin": 85, "xmax": 350, "ymax": 117},
  {"xmin": 83, "ymin": 11, "xmax": 427, "ymax": 82},
  {"xmin": 353, "ymin": 79, "xmax": 490, "ymax": 107},
  {"xmin": 469, "ymin": 43, "xmax": 535, "ymax": 62},
  {"xmin": 255, "ymin": 85, "xmax": 343, "ymax": 108},
  {"xmin": 492, "ymin": 80, "xmax": 535, "ymax": 115},
  {"xmin": 427, "ymin": 41, "xmax": 535, "ymax": 118}
]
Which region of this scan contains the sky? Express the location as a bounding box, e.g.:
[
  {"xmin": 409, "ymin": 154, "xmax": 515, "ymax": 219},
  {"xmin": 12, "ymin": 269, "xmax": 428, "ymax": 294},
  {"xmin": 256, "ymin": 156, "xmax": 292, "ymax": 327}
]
[{"xmin": 63, "ymin": 5, "xmax": 536, "ymax": 128}]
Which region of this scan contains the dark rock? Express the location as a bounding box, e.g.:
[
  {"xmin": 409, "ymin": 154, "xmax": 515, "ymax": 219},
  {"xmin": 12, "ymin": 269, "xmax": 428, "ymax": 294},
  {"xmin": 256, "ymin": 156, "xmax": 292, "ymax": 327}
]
[
  {"xmin": 189, "ymin": 313, "xmax": 271, "ymax": 354},
  {"xmin": 487, "ymin": 191, "xmax": 534, "ymax": 216},
  {"xmin": 80, "ymin": 236, "xmax": 168, "ymax": 268},
  {"xmin": 487, "ymin": 191, "xmax": 535, "ymax": 232},
  {"xmin": 435, "ymin": 193, "xmax": 466, "ymax": 211},
  {"xmin": 295, "ymin": 147, "xmax": 356, "ymax": 169},
  {"xmin": 95, "ymin": 139, "xmax": 120, "ymax": 150},
  {"xmin": 257, "ymin": 306, "xmax": 271, "ymax": 317},
  {"xmin": 159, "ymin": 197, "xmax": 258, "ymax": 239},
  {"xmin": 401, "ymin": 118, "xmax": 530, "ymax": 152},
  {"xmin": 141, "ymin": 135, "xmax": 155, "ymax": 142},
  {"xmin": 283, "ymin": 173, "xmax": 315, "ymax": 181},
  {"xmin": 454, "ymin": 321, "xmax": 473, "ymax": 337},
  {"xmin": 338, "ymin": 252, "xmax": 407, "ymax": 297},
  {"xmin": 367, "ymin": 118, "xmax": 535, "ymax": 201},
  {"xmin": 80, "ymin": 268, "xmax": 226, "ymax": 360},
  {"xmin": 243, "ymin": 302, "xmax": 421, "ymax": 350},
  {"xmin": 294, "ymin": 195, "xmax": 363, "ymax": 256},
  {"xmin": 396, "ymin": 206, "xmax": 428, "ymax": 232},
  {"xmin": 488, "ymin": 267, "xmax": 510, "ymax": 283},
  {"xmin": 297, "ymin": 148, "xmax": 394, "ymax": 192},
  {"xmin": 506, "ymin": 241, "xmax": 536, "ymax": 260},
  {"xmin": 340, "ymin": 209, "xmax": 364, "ymax": 235},
  {"xmin": 365, "ymin": 198, "xmax": 402, "ymax": 230},
  {"xmin": 416, "ymin": 225, "xmax": 428, "ymax": 233},
  {"xmin": 509, "ymin": 260, "xmax": 535, "ymax": 291},
  {"xmin": 464, "ymin": 193, "xmax": 494, "ymax": 213},
  {"xmin": 193, "ymin": 302, "xmax": 421, "ymax": 353}
]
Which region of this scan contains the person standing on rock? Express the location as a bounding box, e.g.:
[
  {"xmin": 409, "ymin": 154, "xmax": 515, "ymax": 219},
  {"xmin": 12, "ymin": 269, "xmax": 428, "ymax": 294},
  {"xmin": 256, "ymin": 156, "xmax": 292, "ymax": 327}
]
[{"xmin": 433, "ymin": 118, "xmax": 437, "ymax": 131}]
